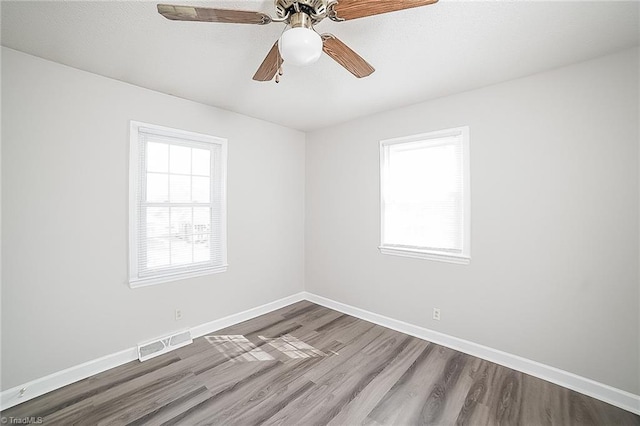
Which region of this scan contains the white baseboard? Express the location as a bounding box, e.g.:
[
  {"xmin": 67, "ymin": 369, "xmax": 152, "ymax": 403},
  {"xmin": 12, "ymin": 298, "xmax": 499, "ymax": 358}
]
[
  {"xmin": 303, "ymin": 291, "xmax": 640, "ymax": 416},
  {"xmin": 190, "ymin": 292, "xmax": 306, "ymax": 339},
  {"xmin": 0, "ymin": 347, "xmax": 138, "ymax": 411},
  {"xmin": 3, "ymin": 290, "xmax": 638, "ymax": 416},
  {"xmin": 1, "ymin": 292, "xmax": 306, "ymax": 411}
]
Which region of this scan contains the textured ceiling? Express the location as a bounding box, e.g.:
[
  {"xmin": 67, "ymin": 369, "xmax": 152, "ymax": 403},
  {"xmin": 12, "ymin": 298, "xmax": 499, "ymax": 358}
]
[{"xmin": 1, "ymin": 0, "xmax": 639, "ymax": 131}]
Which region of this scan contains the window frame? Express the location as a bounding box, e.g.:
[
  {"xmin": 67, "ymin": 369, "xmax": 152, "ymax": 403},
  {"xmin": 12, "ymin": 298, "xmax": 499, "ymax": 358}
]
[
  {"xmin": 128, "ymin": 121, "xmax": 228, "ymax": 288},
  {"xmin": 379, "ymin": 126, "xmax": 470, "ymax": 264}
]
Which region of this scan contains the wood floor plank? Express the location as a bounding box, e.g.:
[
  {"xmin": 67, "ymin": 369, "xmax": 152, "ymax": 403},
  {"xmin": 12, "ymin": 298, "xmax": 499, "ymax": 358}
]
[
  {"xmin": 205, "ymin": 361, "xmax": 321, "ymax": 425},
  {"xmin": 232, "ymin": 378, "xmax": 317, "ymax": 425},
  {"xmin": 366, "ymin": 345, "xmax": 465, "ymax": 425},
  {"xmin": 196, "ymin": 358, "xmax": 281, "ymax": 397},
  {"xmin": 280, "ymin": 301, "xmax": 321, "ymax": 319},
  {"xmin": 455, "ymin": 358, "xmax": 496, "ymax": 425},
  {"xmin": 294, "ymin": 313, "xmax": 365, "ymax": 351},
  {"xmin": 302, "ymin": 322, "xmax": 385, "ymax": 383},
  {"xmin": 483, "ymin": 366, "xmax": 525, "ymax": 425},
  {"xmin": 419, "ymin": 351, "xmax": 477, "ymax": 425},
  {"xmin": 265, "ymin": 328, "xmax": 412, "ymax": 425},
  {"xmin": 290, "ymin": 309, "xmax": 345, "ymax": 337},
  {"xmin": 125, "ymin": 386, "xmax": 212, "ymax": 426},
  {"xmin": 40, "ymin": 397, "xmax": 95, "ymax": 426},
  {"xmin": 307, "ymin": 332, "xmax": 415, "ymax": 425},
  {"xmin": 2, "ymin": 302, "xmax": 638, "ymax": 425},
  {"xmin": 94, "ymin": 371, "xmax": 202, "ymax": 426},
  {"xmin": 517, "ymin": 370, "xmax": 571, "ymax": 426},
  {"xmin": 160, "ymin": 361, "xmax": 285, "ymax": 425},
  {"xmin": 327, "ymin": 338, "xmax": 429, "ymax": 426}
]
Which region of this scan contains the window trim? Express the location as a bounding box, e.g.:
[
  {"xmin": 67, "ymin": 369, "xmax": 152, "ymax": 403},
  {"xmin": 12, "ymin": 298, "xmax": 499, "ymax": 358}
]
[
  {"xmin": 379, "ymin": 126, "xmax": 470, "ymax": 264},
  {"xmin": 128, "ymin": 121, "xmax": 228, "ymax": 288}
]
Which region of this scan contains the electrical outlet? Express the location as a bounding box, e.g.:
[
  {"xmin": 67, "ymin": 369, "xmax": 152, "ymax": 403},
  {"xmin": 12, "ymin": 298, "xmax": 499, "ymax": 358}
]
[
  {"xmin": 433, "ymin": 308, "xmax": 441, "ymax": 321},
  {"xmin": 175, "ymin": 309, "xmax": 183, "ymax": 321}
]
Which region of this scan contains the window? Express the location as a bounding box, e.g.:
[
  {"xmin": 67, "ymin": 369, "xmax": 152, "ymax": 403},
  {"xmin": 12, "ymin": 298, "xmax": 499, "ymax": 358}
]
[
  {"xmin": 129, "ymin": 121, "xmax": 227, "ymax": 287},
  {"xmin": 379, "ymin": 127, "xmax": 470, "ymax": 264}
]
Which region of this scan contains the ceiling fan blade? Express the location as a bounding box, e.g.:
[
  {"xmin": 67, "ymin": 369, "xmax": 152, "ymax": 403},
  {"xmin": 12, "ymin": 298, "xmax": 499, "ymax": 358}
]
[
  {"xmin": 253, "ymin": 41, "xmax": 282, "ymax": 81},
  {"xmin": 321, "ymin": 34, "xmax": 374, "ymax": 78},
  {"xmin": 330, "ymin": 0, "xmax": 438, "ymax": 21},
  {"xmin": 157, "ymin": 4, "xmax": 272, "ymax": 25}
]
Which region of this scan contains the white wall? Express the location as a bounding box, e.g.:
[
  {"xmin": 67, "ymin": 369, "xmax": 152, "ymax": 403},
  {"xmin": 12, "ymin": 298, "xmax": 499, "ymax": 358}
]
[
  {"xmin": 1, "ymin": 47, "xmax": 305, "ymax": 390},
  {"xmin": 3, "ymin": 45, "xmax": 639, "ymax": 398},
  {"xmin": 305, "ymin": 48, "xmax": 640, "ymax": 394}
]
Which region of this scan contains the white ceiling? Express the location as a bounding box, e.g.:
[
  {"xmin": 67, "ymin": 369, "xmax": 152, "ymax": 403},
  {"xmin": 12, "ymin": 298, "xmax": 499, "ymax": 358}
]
[{"xmin": 1, "ymin": 0, "xmax": 638, "ymax": 131}]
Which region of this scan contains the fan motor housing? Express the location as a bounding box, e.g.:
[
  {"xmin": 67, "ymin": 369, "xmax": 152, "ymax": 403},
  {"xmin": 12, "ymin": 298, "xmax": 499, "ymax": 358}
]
[{"xmin": 275, "ymin": 0, "xmax": 327, "ymax": 22}]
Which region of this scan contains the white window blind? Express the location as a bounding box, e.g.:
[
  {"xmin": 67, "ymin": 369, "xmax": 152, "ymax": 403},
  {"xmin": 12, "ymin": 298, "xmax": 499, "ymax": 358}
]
[
  {"xmin": 129, "ymin": 121, "xmax": 227, "ymax": 287},
  {"xmin": 380, "ymin": 127, "xmax": 470, "ymax": 264}
]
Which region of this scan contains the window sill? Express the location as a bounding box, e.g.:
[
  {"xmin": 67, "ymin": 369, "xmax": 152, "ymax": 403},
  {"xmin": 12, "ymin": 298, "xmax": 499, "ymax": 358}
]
[
  {"xmin": 379, "ymin": 246, "xmax": 470, "ymax": 265},
  {"xmin": 129, "ymin": 265, "xmax": 228, "ymax": 288}
]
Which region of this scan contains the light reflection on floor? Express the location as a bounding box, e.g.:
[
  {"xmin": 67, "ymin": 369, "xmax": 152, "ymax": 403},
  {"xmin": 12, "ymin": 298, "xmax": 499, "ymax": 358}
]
[
  {"xmin": 205, "ymin": 334, "xmax": 327, "ymax": 361},
  {"xmin": 205, "ymin": 335, "xmax": 274, "ymax": 361},
  {"xmin": 259, "ymin": 334, "xmax": 326, "ymax": 359}
]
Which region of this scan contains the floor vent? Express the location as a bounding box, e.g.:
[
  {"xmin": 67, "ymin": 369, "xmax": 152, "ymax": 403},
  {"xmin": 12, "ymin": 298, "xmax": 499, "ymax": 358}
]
[{"xmin": 137, "ymin": 330, "xmax": 192, "ymax": 362}]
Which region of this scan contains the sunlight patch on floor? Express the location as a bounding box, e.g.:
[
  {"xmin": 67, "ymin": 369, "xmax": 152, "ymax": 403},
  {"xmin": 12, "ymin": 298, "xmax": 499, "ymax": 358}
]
[
  {"xmin": 204, "ymin": 334, "xmax": 327, "ymax": 361},
  {"xmin": 259, "ymin": 334, "xmax": 326, "ymax": 359},
  {"xmin": 205, "ymin": 335, "xmax": 275, "ymax": 361}
]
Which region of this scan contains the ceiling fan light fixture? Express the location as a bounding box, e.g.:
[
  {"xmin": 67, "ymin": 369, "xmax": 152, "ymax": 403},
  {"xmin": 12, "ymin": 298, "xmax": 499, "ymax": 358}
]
[{"xmin": 278, "ymin": 27, "xmax": 322, "ymax": 67}]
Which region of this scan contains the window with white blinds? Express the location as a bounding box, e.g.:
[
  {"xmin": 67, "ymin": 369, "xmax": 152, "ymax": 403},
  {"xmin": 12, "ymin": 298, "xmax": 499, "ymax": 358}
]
[
  {"xmin": 129, "ymin": 121, "xmax": 227, "ymax": 287},
  {"xmin": 379, "ymin": 127, "xmax": 470, "ymax": 264}
]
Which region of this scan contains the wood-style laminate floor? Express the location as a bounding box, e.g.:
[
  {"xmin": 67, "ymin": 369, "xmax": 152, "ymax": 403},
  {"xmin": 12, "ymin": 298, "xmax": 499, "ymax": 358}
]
[{"xmin": 2, "ymin": 301, "xmax": 639, "ymax": 425}]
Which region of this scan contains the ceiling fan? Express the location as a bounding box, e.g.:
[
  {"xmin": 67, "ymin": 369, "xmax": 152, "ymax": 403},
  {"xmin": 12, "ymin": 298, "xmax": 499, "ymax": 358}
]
[{"xmin": 157, "ymin": 0, "xmax": 438, "ymax": 82}]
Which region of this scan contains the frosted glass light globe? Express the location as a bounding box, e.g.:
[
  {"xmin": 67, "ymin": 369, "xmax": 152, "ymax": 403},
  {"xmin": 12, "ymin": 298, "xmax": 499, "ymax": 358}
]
[{"xmin": 278, "ymin": 27, "xmax": 322, "ymax": 67}]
